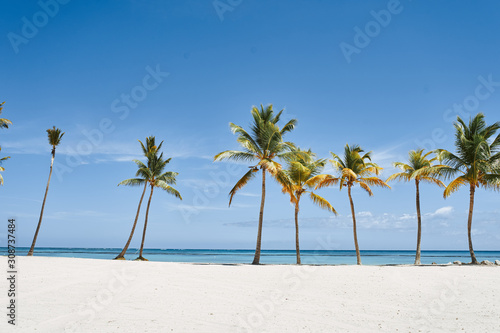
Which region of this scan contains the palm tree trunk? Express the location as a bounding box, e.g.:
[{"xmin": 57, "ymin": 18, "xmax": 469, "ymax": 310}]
[
  {"xmin": 348, "ymin": 185, "xmax": 361, "ymax": 265},
  {"xmin": 467, "ymin": 185, "xmax": 478, "ymax": 264},
  {"xmin": 28, "ymin": 152, "xmax": 55, "ymax": 256},
  {"xmin": 137, "ymin": 185, "xmax": 154, "ymax": 261},
  {"xmin": 115, "ymin": 182, "xmax": 148, "ymax": 259},
  {"xmin": 294, "ymin": 200, "xmax": 301, "ymax": 265},
  {"xmin": 414, "ymin": 180, "xmax": 422, "ymax": 265},
  {"xmin": 252, "ymin": 169, "xmax": 266, "ymax": 265}
]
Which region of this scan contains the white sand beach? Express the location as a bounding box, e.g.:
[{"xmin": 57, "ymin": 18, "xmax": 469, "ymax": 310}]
[{"xmin": 2, "ymin": 257, "xmax": 499, "ymax": 332}]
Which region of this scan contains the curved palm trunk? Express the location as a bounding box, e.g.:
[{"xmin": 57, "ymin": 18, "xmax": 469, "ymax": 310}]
[
  {"xmin": 28, "ymin": 150, "xmax": 55, "ymax": 256},
  {"xmin": 294, "ymin": 200, "xmax": 301, "ymax": 265},
  {"xmin": 467, "ymin": 185, "xmax": 478, "ymax": 264},
  {"xmin": 115, "ymin": 182, "xmax": 148, "ymax": 260},
  {"xmin": 348, "ymin": 186, "xmax": 361, "ymax": 265},
  {"xmin": 414, "ymin": 180, "xmax": 422, "ymax": 265},
  {"xmin": 137, "ymin": 185, "xmax": 154, "ymax": 261},
  {"xmin": 252, "ymin": 169, "xmax": 266, "ymax": 265}
]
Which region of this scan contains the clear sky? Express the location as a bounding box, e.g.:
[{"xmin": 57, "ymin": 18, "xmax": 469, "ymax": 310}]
[{"xmin": 1, "ymin": 0, "xmax": 499, "ymax": 251}]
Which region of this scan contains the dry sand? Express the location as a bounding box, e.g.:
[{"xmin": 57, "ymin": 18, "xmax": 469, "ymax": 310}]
[{"xmin": 2, "ymin": 256, "xmax": 499, "ymax": 332}]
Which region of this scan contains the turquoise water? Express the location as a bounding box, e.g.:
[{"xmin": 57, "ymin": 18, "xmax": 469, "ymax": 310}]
[{"xmin": 2, "ymin": 247, "xmax": 499, "ymax": 265}]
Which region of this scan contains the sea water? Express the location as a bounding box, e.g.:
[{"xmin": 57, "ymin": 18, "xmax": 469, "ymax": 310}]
[{"xmin": 3, "ymin": 247, "xmax": 499, "ymax": 265}]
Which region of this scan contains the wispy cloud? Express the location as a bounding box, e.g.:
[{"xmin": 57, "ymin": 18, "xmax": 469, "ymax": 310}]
[
  {"xmin": 224, "ymin": 206, "xmax": 497, "ymax": 235},
  {"xmin": 3, "ymin": 136, "xmax": 204, "ymax": 165},
  {"xmin": 238, "ymin": 192, "xmax": 259, "ymax": 197}
]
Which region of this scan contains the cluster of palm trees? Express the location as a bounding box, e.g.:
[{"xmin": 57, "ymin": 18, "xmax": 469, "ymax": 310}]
[
  {"xmin": 21, "ymin": 132, "xmax": 182, "ymax": 260},
  {"xmin": 114, "ymin": 136, "xmax": 182, "ymax": 261},
  {"xmin": 3, "ymin": 100, "xmax": 498, "ymax": 265},
  {"xmin": 215, "ymin": 105, "xmax": 500, "ymax": 265}
]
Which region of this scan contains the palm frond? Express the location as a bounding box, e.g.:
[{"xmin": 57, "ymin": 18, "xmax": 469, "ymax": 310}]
[
  {"xmin": 386, "ymin": 172, "xmax": 411, "ymax": 183},
  {"xmin": 314, "ymin": 175, "xmax": 339, "ymax": 189},
  {"xmin": 443, "ymin": 176, "xmax": 467, "ymax": 198},
  {"xmin": 230, "ymin": 123, "xmax": 261, "ymax": 154},
  {"xmin": 158, "ymin": 171, "xmax": 179, "ymax": 185},
  {"xmin": 360, "ymin": 177, "xmax": 390, "ymax": 189},
  {"xmin": 419, "ymin": 176, "xmax": 445, "ymax": 187},
  {"xmin": 358, "ymin": 182, "xmax": 373, "ymax": 196},
  {"xmin": 280, "ymin": 119, "xmax": 297, "ymax": 135},
  {"xmin": 305, "ymin": 174, "xmax": 331, "ymax": 188},
  {"xmin": 228, "ymin": 168, "xmax": 258, "ymax": 206},
  {"xmin": 118, "ymin": 178, "xmax": 146, "ymax": 186},
  {"xmin": 214, "ymin": 150, "xmax": 256, "ymax": 162},
  {"xmin": 309, "ymin": 192, "xmax": 337, "ymax": 214},
  {"xmin": 155, "ymin": 180, "xmax": 182, "ymax": 199}
]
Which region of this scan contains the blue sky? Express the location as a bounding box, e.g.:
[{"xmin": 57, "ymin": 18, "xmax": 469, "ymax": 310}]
[{"xmin": 1, "ymin": 0, "xmax": 499, "ymax": 251}]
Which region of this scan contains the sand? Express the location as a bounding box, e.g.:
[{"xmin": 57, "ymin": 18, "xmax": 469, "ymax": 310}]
[{"xmin": 2, "ymin": 256, "xmax": 499, "ymax": 332}]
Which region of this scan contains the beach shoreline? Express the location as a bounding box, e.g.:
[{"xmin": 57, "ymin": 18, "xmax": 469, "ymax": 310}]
[{"xmin": 2, "ymin": 256, "xmax": 499, "ymax": 332}]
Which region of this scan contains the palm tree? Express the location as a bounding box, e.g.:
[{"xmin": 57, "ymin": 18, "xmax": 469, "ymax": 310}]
[
  {"xmin": 386, "ymin": 149, "xmax": 444, "ymax": 264},
  {"xmin": 0, "ymin": 101, "xmax": 11, "ymax": 185},
  {"xmin": 279, "ymin": 149, "xmax": 337, "ymax": 264},
  {"xmin": 435, "ymin": 113, "xmax": 500, "ymax": 264},
  {"xmin": 316, "ymin": 144, "xmax": 390, "ymax": 265},
  {"xmin": 120, "ymin": 140, "xmax": 182, "ymax": 261},
  {"xmin": 114, "ymin": 137, "xmax": 160, "ymax": 260},
  {"xmin": 0, "ymin": 101, "xmax": 12, "ymax": 129},
  {"xmin": 27, "ymin": 127, "xmax": 64, "ymax": 256},
  {"xmin": 214, "ymin": 104, "xmax": 299, "ymax": 264}
]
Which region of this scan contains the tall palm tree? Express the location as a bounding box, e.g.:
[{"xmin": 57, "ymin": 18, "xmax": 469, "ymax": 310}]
[
  {"xmin": 0, "ymin": 101, "xmax": 12, "ymax": 129},
  {"xmin": 214, "ymin": 104, "xmax": 299, "ymax": 264},
  {"xmin": 279, "ymin": 149, "xmax": 337, "ymax": 264},
  {"xmin": 435, "ymin": 113, "xmax": 500, "ymax": 264},
  {"xmin": 386, "ymin": 149, "xmax": 444, "ymax": 264},
  {"xmin": 120, "ymin": 142, "xmax": 182, "ymax": 261},
  {"xmin": 316, "ymin": 144, "xmax": 390, "ymax": 265},
  {"xmin": 114, "ymin": 137, "xmax": 161, "ymax": 260},
  {"xmin": 28, "ymin": 127, "xmax": 64, "ymax": 256}
]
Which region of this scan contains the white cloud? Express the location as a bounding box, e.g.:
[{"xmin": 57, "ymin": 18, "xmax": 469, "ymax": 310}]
[
  {"xmin": 428, "ymin": 206, "xmax": 454, "ymax": 217},
  {"xmin": 357, "ymin": 211, "xmax": 373, "ymax": 217},
  {"xmin": 238, "ymin": 192, "xmax": 260, "ymax": 197}
]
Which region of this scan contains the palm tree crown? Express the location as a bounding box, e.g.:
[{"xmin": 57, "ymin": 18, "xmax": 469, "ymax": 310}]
[
  {"xmin": 214, "ymin": 104, "xmax": 298, "ymax": 204},
  {"xmin": 0, "ymin": 101, "xmax": 12, "ymax": 129},
  {"xmin": 47, "ymin": 126, "xmax": 64, "ymax": 155},
  {"xmin": 318, "ymin": 144, "xmax": 389, "ymax": 193},
  {"xmin": 436, "ymin": 113, "xmax": 500, "ymax": 196},
  {"xmin": 0, "ymin": 146, "xmax": 9, "ymax": 186},
  {"xmin": 281, "ymin": 149, "xmax": 336, "ymax": 212},
  {"xmin": 387, "ymin": 149, "xmax": 444, "ymax": 185}
]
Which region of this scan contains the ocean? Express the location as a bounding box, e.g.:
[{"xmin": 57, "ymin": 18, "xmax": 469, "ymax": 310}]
[{"xmin": 3, "ymin": 247, "xmax": 499, "ymax": 265}]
